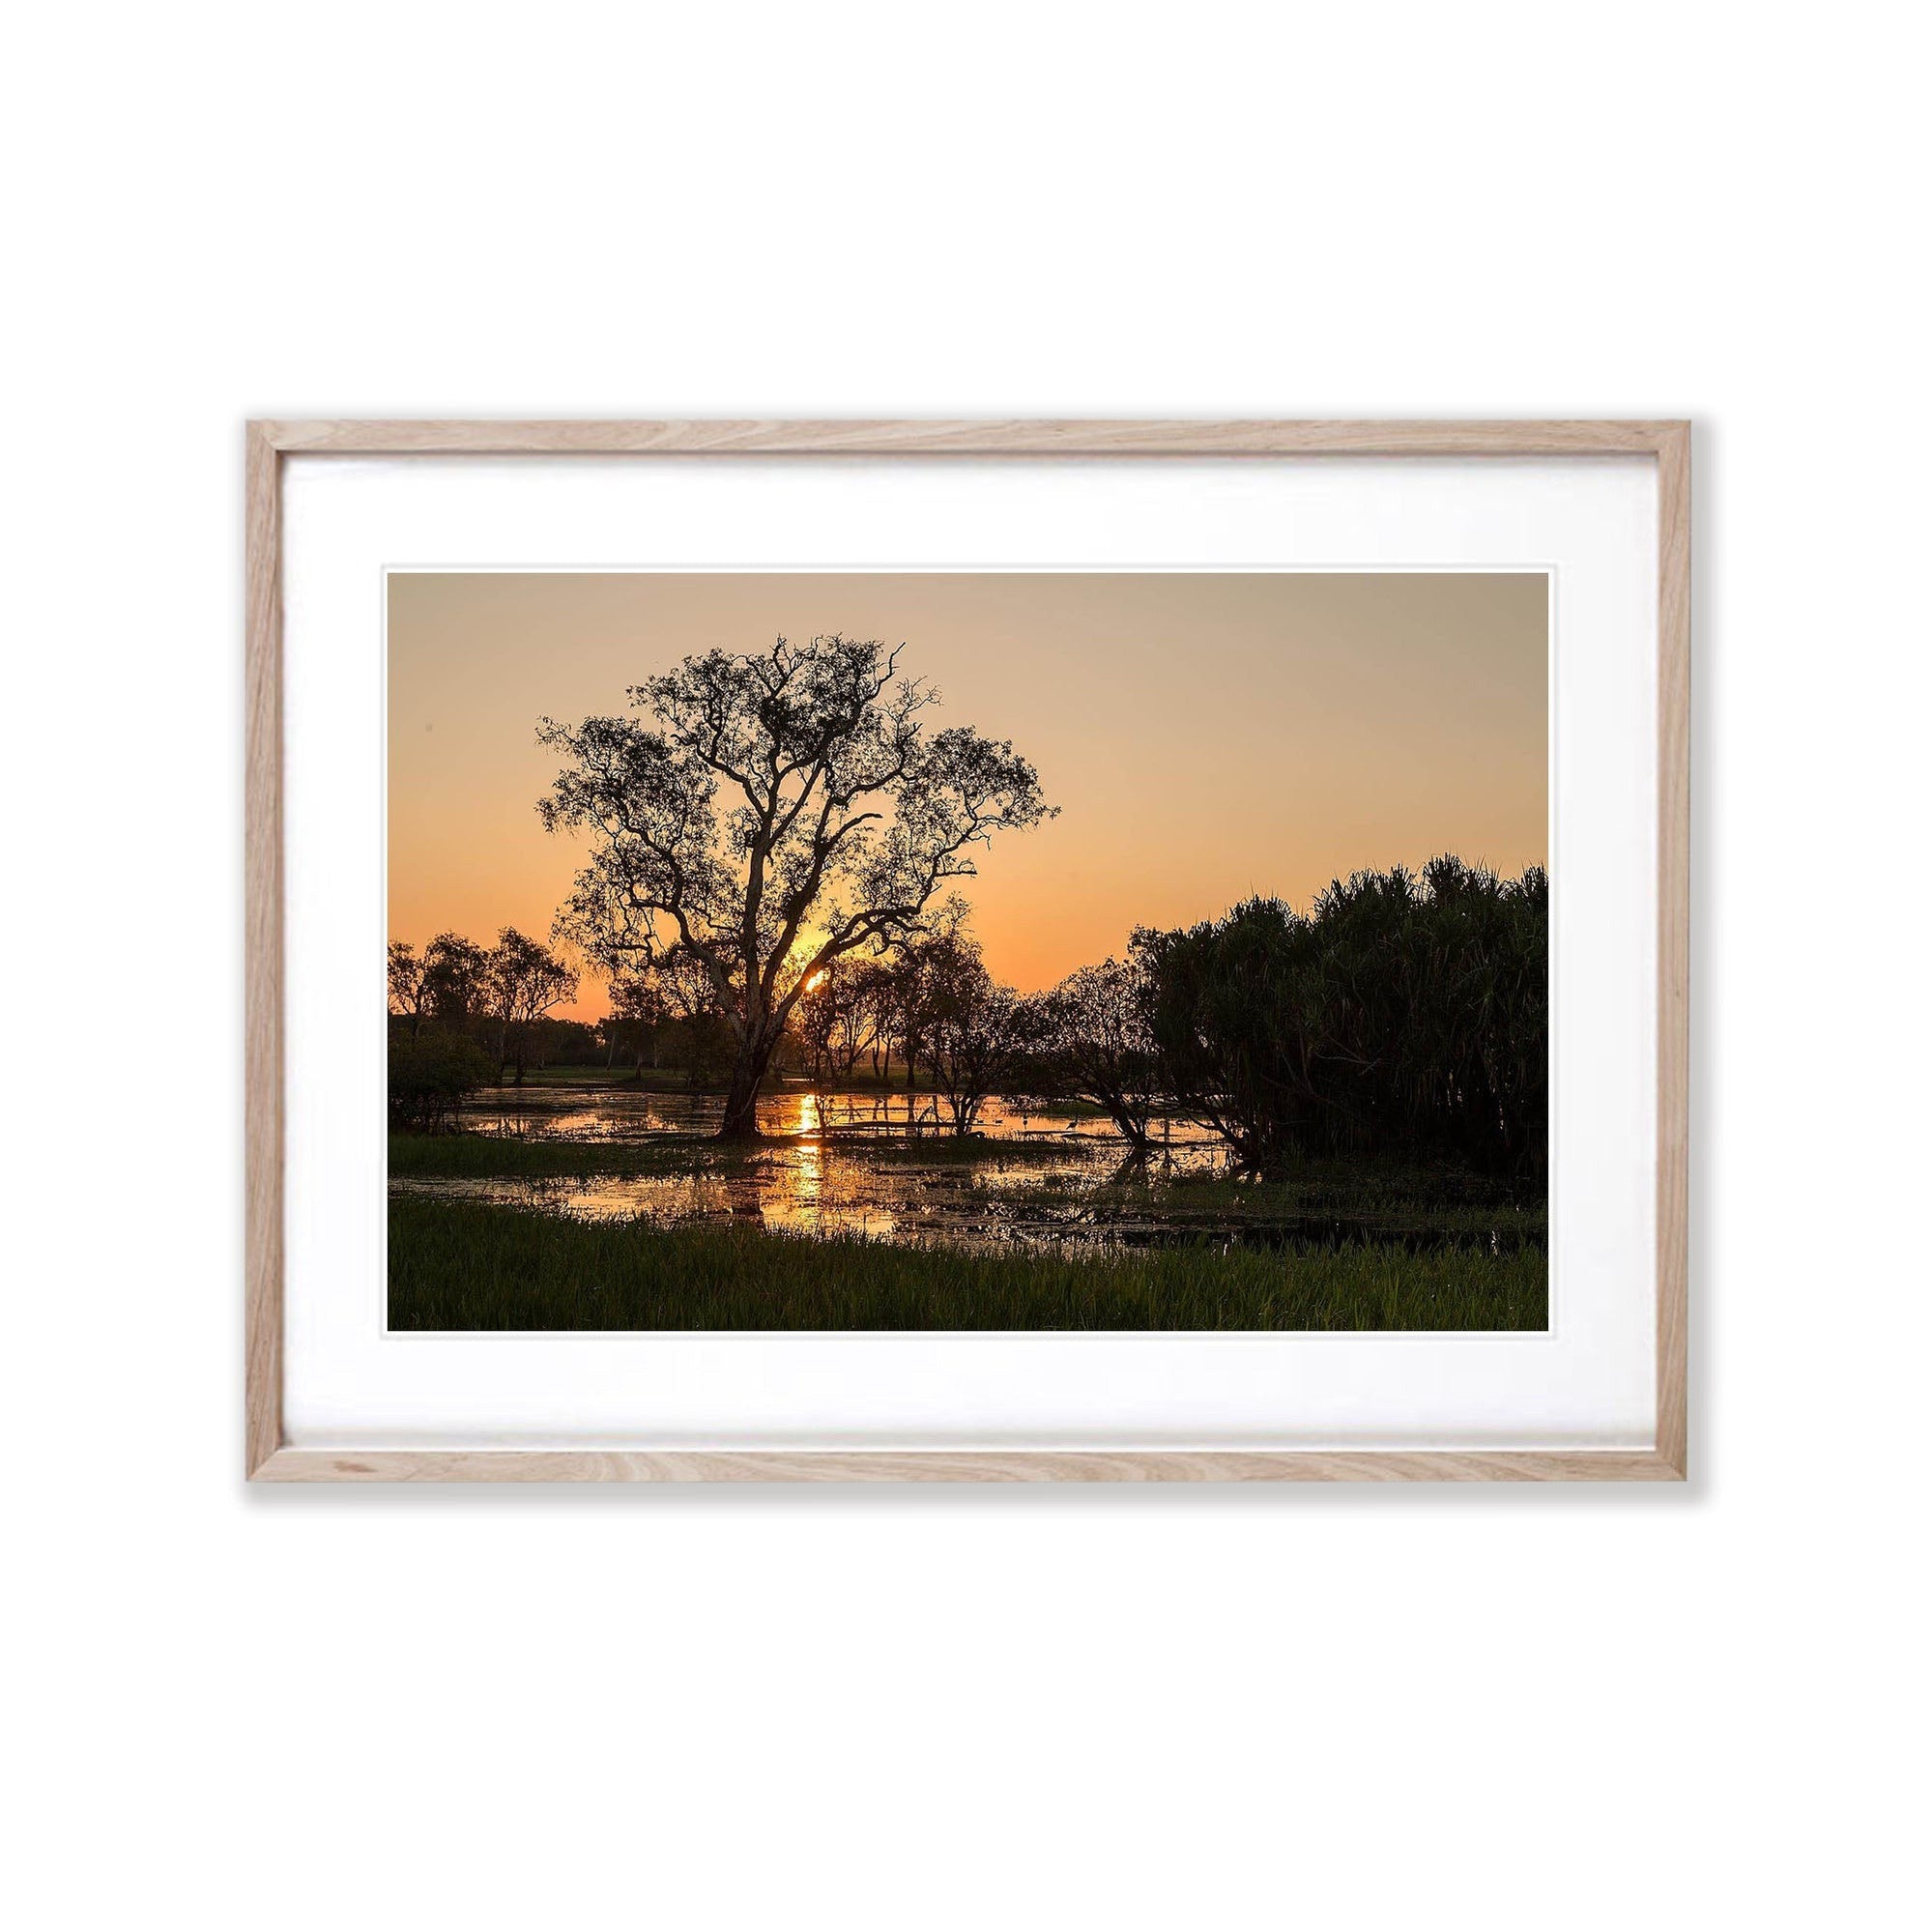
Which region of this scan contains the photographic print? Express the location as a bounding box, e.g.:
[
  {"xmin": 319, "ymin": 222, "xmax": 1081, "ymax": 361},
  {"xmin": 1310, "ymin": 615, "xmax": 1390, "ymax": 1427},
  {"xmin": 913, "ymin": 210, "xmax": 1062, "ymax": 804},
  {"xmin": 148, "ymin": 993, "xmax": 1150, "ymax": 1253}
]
[{"xmin": 387, "ymin": 570, "xmax": 1548, "ymax": 1333}]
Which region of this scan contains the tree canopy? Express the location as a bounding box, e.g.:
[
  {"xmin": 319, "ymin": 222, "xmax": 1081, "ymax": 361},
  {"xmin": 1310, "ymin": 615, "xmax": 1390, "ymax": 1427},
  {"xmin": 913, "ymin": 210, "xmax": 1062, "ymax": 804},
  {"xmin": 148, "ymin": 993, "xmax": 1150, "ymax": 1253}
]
[
  {"xmin": 538, "ymin": 633, "xmax": 1053, "ymax": 1136},
  {"xmin": 1140, "ymin": 857, "xmax": 1547, "ymax": 1178}
]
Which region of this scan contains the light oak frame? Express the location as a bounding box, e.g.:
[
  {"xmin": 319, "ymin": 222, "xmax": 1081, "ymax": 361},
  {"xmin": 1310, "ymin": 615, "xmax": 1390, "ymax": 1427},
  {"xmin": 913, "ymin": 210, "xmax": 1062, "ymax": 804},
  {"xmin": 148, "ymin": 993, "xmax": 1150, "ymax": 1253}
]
[{"xmin": 245, "ymin": 419, "xmax": 1689, "ymax": 1483}]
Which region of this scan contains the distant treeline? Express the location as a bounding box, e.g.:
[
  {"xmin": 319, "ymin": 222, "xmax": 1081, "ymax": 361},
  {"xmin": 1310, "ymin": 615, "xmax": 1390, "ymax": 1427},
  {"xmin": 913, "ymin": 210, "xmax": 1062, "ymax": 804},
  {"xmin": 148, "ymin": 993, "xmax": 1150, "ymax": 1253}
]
[
  {"xmin": 387, "ymin": 925, "xmax": 738, "ymax": 1130},
  {"xmin": 387, "ymin": 928, "xmax": 580, "ymax": 1130},
  {"xmin": 389, "ymin": 856, "xmax": 1545, "ymax": 1181}
]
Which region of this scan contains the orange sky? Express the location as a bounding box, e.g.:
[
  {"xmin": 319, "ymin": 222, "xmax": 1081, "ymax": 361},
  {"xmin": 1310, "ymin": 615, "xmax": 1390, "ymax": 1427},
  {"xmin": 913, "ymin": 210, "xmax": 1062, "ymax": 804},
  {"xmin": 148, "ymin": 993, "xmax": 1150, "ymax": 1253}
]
[{"xmin": 389, "ymin": 572, "xmax": 1547, "ymax": 1018}]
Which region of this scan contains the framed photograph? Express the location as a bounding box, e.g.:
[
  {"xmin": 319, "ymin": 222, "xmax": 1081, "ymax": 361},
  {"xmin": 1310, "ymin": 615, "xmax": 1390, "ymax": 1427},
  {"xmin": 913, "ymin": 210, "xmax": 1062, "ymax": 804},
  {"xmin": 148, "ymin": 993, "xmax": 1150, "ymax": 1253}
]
[{"xmin": 246, "ymin": 419, "xmax": 1688, "ymax": 1482}]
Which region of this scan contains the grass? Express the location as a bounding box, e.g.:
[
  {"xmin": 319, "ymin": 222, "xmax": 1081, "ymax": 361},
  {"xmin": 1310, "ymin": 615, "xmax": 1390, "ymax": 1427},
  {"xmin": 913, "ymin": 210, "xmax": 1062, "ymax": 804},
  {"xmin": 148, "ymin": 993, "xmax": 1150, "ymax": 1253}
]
[
  {"xmin": 998, "ymin": 1158, "xmax": 1547, "ymax": 1243},
  {"xmin": 389, "ymin": 1194, "xmax": 1547, "ymax": 1331}
]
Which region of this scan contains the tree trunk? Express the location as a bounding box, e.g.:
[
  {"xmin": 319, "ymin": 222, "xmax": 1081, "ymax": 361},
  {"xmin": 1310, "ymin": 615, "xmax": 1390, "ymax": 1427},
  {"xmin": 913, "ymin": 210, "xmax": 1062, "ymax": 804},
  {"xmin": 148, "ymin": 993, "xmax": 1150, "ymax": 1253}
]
[{"xmin": 718, "ymin": 1034, "xmax": 777, "ymax": 1140}]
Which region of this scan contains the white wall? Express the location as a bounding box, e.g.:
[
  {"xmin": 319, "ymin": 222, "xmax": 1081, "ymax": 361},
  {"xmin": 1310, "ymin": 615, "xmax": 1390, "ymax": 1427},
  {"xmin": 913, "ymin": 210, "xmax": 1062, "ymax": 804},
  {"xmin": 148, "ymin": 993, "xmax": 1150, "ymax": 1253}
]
[{"xmin": 6, "ymin": 5, "xmax": 1925, "ymax": 1928}]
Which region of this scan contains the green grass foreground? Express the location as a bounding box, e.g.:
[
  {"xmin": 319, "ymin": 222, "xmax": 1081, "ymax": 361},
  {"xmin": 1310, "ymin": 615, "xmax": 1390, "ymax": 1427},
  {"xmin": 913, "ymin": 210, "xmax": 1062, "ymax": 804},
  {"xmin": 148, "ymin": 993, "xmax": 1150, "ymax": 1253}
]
[{"xmin": 389, "ymin": 1195, "xmax": 1547, "ymax": 1332}]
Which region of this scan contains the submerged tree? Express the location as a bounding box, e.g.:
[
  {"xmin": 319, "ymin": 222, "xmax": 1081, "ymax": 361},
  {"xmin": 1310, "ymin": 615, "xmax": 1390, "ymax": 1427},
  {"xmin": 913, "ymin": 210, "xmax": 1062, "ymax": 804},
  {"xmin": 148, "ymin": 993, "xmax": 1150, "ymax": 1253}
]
[
  {"xmin": 795, "ymin": 966, "xmax": 842, "ymax": 1082},
  {"xmin": 795, "ymin": 957, "xmax": 882, "ymax": 1083},
  {"xmin": 920, "ymin": 928, "xmax": 1034, "ymax": 1136},
  {"xmin": 877, "ymin": 935, "xmax": 934, "ymax": 1089},
  {"xmin": 538, "ymin": 634, "xmax": 1053, "ymax": 1139},
  {"xmin": 864, "ymin": 898, "xmax": 970, "ymax": 1090},
  {"xmin": 1037, "ymin": 952, "xmax": 1163, "ymax": 1157}
]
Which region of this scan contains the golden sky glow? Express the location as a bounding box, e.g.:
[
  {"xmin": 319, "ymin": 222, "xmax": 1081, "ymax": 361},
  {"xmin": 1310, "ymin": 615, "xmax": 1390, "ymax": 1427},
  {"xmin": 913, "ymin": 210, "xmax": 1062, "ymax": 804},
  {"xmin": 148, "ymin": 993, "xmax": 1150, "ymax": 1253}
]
[{"xmin": 389, "ymin": 572, "xmax": 1547, "ymax": 1018}]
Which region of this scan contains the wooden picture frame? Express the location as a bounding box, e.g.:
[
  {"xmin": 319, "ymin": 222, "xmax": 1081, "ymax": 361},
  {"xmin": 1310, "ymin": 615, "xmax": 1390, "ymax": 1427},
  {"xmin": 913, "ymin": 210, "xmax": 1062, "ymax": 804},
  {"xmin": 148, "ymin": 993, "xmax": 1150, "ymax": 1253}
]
[{"xmin": 246, "ymin": 419, "xmax": 1689, "ymax": 1483}]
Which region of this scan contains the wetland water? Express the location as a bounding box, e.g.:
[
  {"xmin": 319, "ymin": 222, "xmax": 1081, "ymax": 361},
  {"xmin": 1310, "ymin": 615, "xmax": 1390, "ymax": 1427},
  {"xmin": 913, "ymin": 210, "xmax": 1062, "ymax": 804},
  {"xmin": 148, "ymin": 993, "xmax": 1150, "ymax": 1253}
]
[{"xmin": 390, "ymin": 1083, "xmax": 1540, "ymax": 1255}]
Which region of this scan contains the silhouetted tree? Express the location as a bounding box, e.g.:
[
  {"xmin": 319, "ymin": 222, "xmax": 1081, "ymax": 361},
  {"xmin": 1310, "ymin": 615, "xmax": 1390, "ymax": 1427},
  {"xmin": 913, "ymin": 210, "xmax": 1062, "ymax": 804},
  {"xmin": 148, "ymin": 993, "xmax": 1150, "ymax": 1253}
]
[
  {"xmin": 601, "ymin": 973, "xmax": 667, "ymax": 1076},
  {"xmin": 481, "ymin": 928, "xmax": 579, "ymax": 1085},
  {"xmin": 388, "ymin": 941, "xmax": 429, "ymax": 1036},
  {"xmin": 879, "ymin": 946, "xmax": 928, "ymax": 1088},
  {"xmin": 1140, "ymin": 858, "xmax": 1547, "ymax": 1179},
  {"xmin": 870, "ymin": 898, "xmax": 970, "ymax": 1089},
  {"xmin": 644, "ymin": 944, "xmax": 731, "ymax": 1090},
  {"xmin": 920, "ymin": 929, "xmax": 1034, "ymax": 1136},
  {"xmin": 538, "ymin": 634, "xmax": 1053, "ymax": 1138},
  {"xmin": 420, "ymin": 932, "xmax": 489, "ymax": 1026},
  {"xmin": 797, "ymin": 957, "xmax": 886, "ymax": 1082},
  {"xmin": 390, "ymin": 933, "xmax": 492, "ymax": 1042},
  {"xmin": 796, "ymin": 967, "xmax": 841, "ymax": 1082},
  {"xmin": 1038, "ymin": 952, "xmax": 1162, "ymax": 1157},
  {"xmin": 851, "ymin": 958, "xmax": 898, "ymax": 1080}
]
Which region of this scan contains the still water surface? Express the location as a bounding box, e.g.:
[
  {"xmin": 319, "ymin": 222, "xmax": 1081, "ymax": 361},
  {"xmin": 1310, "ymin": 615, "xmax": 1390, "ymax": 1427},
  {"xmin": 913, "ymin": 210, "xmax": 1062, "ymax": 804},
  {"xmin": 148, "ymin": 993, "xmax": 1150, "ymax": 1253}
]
[{"xmin": 395, "ymin": 1083, "xmax": 1228, "ymax": 1248}]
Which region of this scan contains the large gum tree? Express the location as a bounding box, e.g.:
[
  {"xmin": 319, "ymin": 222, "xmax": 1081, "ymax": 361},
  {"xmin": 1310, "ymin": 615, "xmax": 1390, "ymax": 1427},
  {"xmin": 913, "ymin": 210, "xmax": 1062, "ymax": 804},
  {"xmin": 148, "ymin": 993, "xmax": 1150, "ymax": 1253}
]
[{"xmin": 537, "ymin": 634, "xmax": 1053, "ymax": 1139}]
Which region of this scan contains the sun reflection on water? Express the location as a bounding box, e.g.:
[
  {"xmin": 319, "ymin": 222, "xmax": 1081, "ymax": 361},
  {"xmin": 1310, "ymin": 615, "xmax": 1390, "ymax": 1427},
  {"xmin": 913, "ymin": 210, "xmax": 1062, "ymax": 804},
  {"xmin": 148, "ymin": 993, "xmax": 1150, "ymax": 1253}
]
[{"xmin": 413, "ymin": 1084, "xmax": 1226, "ymax": 1248}]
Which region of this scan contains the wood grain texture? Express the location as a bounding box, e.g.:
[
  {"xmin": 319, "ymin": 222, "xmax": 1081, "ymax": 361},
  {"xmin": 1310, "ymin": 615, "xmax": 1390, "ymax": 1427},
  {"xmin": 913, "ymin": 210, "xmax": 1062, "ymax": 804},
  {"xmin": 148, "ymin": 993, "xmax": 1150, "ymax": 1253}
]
[
  {"xmin": 253, "ymin": 1448, "xmax": 1685, "ymax": 1484},
  {"xmin": 1655, "ymin": 423, "xmax": 1692, "ymax": 1477},
  {"xmin": 245, "ymin": 423, "xmax": 283, "ymax": 1479},
  {"xmin": 258, "ymin": 418, "xmax": 1682, "ymax": 458},
  {"xmin": 243, "ymin": 418, "xmax": 1691, "ymax": 1484}
]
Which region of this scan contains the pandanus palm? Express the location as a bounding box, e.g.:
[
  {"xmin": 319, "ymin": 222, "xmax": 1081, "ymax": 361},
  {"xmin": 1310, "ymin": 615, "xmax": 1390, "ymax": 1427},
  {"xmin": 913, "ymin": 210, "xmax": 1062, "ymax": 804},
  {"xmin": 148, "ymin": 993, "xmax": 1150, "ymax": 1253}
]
[{"xmin": 1140, "ymin": 858, "xmax": 1546, "ymax": 1181}]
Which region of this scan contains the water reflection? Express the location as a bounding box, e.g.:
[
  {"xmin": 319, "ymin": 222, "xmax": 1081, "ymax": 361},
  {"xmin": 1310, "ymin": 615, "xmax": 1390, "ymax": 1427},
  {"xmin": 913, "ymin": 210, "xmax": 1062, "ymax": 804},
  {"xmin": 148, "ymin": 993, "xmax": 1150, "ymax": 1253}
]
[
  {"xmin": 459, "ymin": 1083, "xmax": 1206, "ymax": 1149},
  {"xmin": 400, "ymin": 1082, "xmax": 1530, "ymax": 1254},
  {"xmin": 398, "ymin": 1082, "xmax": 1226, "ymax": 1248}
]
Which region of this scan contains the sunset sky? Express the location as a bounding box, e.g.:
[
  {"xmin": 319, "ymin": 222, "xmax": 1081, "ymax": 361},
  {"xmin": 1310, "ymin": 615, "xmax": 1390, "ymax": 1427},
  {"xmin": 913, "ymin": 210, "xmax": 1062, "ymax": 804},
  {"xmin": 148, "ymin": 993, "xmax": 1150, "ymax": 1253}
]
[{"xmin": 389, "ymin": 571, "xmax": 1547, "ymax": 1018}]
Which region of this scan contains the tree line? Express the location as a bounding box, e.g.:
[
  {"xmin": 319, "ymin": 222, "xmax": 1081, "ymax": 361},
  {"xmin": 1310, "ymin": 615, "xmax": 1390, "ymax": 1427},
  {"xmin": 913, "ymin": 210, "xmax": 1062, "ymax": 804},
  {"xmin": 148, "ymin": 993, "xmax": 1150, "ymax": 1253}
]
[
  {"xmin": 789, "ymin": 854, "xmax": 1546, "ymax": 1177},
  {"xmin": 389, "ymin": 631, "xmax": 1545, "ymax": 1178},
  {"xmin": 389, "ymin": 856, "xmax": 1545, "ymax": 1181},
  {"xmin": 386, "ymin": 928, "xmax": 579, "ymax": 1129}
]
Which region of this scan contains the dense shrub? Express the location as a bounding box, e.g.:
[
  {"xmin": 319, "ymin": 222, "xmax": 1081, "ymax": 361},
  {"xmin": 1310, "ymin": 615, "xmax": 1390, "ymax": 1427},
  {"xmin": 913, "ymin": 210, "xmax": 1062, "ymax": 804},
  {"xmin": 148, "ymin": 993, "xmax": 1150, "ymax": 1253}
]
[
  {"xmin": 388, "ymin": 1029, "xmax": 495, "ymax": 1134},
  {"xmin": 1139, "ymin": 858, "xmax": 1546, "ymax": 1181}
]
